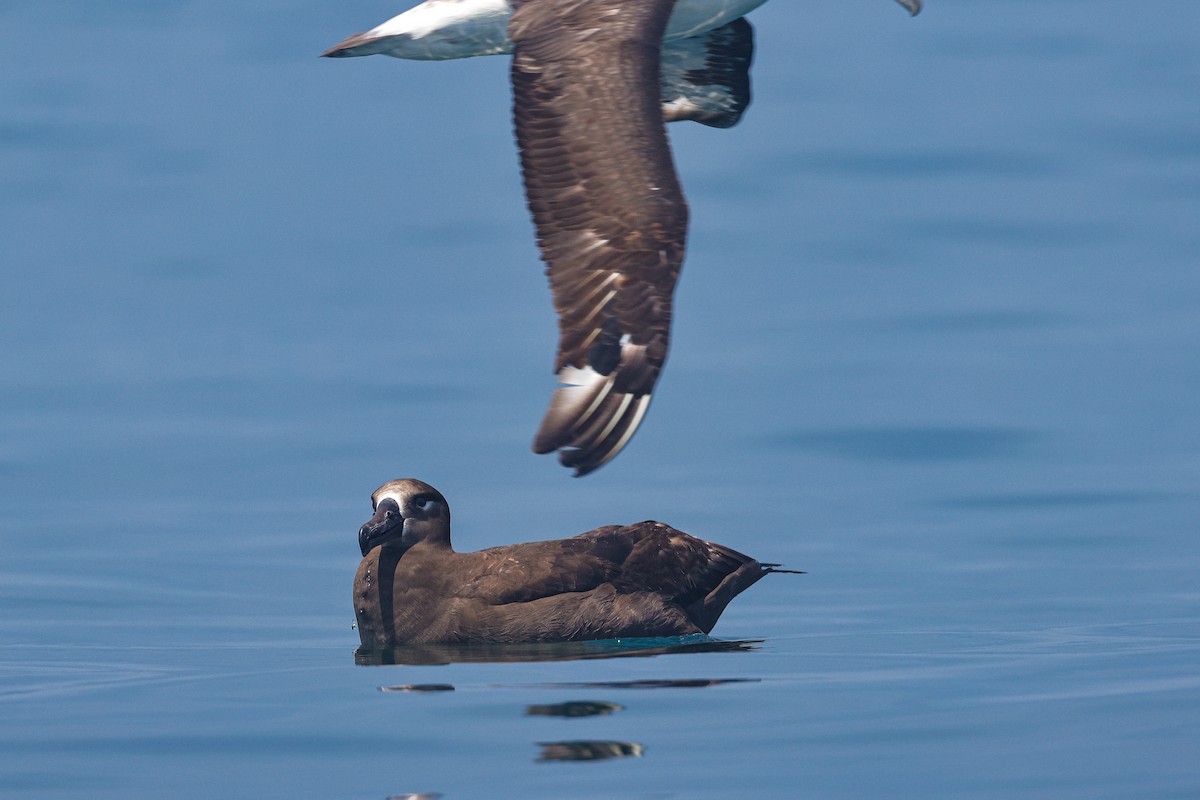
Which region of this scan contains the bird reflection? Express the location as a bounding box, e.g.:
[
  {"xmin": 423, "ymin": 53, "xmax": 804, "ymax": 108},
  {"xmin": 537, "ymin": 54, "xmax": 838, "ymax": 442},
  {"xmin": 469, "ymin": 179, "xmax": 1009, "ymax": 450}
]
[
  {"xmin": 355, "ymin": 635, "xmax": 762, "ymax": 666},
  {"xmin": 526, "ymin": 700, "xmax": 623, "ymax": 718},
  {"xmin": 378, "ymin": 683, "xmax": 455, "ymax": 693},
  {"xmin": 537, "ymin": 740, "xmax": 645, "ymax": 762}
]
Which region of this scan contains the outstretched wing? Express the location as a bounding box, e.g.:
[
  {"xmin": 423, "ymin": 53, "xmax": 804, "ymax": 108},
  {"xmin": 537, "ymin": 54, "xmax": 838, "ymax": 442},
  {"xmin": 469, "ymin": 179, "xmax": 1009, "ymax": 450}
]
[
  {"xmin": 660, "ymin": 17, "xmax": 754, "ymax": 129},
  {"xmin": 510, "ymin": 0, "xmax": 687, "ymax": 476}
]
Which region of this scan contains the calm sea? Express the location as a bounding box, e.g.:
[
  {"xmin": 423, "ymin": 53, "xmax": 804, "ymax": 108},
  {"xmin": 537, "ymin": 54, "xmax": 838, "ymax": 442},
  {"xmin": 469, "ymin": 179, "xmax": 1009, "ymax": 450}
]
[{"xmin": 2, "ymin": 0, "xmax": 1198, "ymax": 797}]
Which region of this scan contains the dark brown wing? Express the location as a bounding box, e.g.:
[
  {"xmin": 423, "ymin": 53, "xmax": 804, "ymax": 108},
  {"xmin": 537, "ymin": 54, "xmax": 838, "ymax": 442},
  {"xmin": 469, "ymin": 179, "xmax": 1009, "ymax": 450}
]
[
  {"xmin": 609, "ymin": 521, "xmax": 757, "ymax": 606},
  {"xmin": 456, "ymin": 522, "xmax": 784, "ymax": 632},
  {"xmin": 458, "ymin": 526, "xmax": 633, "ymax": 604},
  {"xmin": 510, "ymin": 0, "xmax": 687, "ymax": 476}
]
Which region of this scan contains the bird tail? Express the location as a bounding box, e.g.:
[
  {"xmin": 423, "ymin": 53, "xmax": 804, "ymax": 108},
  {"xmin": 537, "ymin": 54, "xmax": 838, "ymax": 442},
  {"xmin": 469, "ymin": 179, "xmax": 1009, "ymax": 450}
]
[{"xmin": 761, "ymin": 562, "xmax": 806, "ymax": 575}]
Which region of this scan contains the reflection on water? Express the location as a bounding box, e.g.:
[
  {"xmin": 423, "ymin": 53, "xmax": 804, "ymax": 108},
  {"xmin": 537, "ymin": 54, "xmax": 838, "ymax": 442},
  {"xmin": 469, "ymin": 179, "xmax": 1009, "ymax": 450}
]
[
  {"xmin": 535, "ymin": 678, "xmax": 760, "ymax": 690},
  {"xmin": 526, "ymin": 701, "xmax": 623, "ymax": 718},
  {"xmin": 354, "ymin": 635, "xmax": 762, "ymax": 666},
  {"xmin": 378, "ymin": 684, "xmax": 455, "ymax": 693},
  {"xmin": 537, "ymin": 741, "xmax": 645, "ymax": 762},
  {"xmin": 385, "ymin": 794, "xmax": 442, "ymax": 800}
]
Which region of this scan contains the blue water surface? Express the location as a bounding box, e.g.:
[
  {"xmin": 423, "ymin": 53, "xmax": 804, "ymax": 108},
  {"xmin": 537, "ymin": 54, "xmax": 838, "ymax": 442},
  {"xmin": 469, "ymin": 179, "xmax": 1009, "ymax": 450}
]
[{"xmin": 2, "ymin": 0, "xmax": 1199, "ymax": 797}]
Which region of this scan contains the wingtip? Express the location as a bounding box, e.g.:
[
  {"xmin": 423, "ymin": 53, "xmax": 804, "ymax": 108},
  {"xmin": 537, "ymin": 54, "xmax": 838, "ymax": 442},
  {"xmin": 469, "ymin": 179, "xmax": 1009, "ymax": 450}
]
[
  {"xmin": 897, "ymin": 0, "xmax": 923, "ymax": 16},
  {"xmin": 320, "ymin": 31, "xmax": 384, "ymax": 58},
  {"xmin": 532, "ymin": 369, "xmax": 653, "ymax": 477}
]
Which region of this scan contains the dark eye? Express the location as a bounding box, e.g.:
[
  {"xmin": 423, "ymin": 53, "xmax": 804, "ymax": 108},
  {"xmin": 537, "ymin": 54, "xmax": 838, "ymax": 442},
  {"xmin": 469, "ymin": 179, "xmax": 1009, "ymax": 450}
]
[{"xmin": 414, "ymin": 496, "xmax": 431, "ymax": 511}]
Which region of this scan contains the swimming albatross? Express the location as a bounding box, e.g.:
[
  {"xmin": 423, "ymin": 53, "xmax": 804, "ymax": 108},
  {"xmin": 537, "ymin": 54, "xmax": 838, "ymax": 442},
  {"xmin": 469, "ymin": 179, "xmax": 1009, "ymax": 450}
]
[
  {"xmin": 354, "ymin": 478, "xmax": 803, "ymax": 645},
  {"xmin": 324, "ymin": 0, "xmax": 923, "ymax": 475}
]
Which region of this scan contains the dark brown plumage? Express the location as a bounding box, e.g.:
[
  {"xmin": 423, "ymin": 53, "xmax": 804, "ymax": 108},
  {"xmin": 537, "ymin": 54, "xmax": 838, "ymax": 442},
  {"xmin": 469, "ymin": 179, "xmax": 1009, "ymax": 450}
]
[
  {"xmin": 511, "ymin": 0, "xmax": 689, "ymax": 476},
  {"xmin": 354, "ymin": 478, "xmax": 801, "ymax": 646}
]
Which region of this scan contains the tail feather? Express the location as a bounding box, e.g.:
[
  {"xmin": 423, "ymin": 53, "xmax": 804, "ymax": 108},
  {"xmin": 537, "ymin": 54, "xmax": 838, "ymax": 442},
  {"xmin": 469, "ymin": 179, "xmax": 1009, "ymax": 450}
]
[
  {"xmin": 685, "ymin": 558, "xmax": 803, "ymax": 634},
  {"xmin": 761, "ymin": 562, "xmax": 806, "ymax": 575}
]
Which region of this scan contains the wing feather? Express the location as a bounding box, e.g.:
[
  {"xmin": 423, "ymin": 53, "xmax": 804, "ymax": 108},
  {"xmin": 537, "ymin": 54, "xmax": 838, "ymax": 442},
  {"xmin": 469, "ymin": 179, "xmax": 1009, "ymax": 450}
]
[
  {"xmin": 510, "ymin": 0, "xmax": 687, "ymax": 476},
  {"xmin": 660, "ymin": 18, "xmax": 754, "ymax": 128}
]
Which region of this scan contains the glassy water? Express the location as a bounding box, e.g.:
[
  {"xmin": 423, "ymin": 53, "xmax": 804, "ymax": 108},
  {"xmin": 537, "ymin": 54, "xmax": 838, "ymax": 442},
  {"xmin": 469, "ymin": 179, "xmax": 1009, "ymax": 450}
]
[{"xmin": 2, "ymin": 0, "xmax": 1198, "ymax": 797}]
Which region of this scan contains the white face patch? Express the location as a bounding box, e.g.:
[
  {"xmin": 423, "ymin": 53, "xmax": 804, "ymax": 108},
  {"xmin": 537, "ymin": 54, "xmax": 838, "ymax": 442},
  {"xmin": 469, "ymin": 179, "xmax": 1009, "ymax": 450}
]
[{"xmin": 373, "ymin": 488, "xmax": 408, "ymax": 511}]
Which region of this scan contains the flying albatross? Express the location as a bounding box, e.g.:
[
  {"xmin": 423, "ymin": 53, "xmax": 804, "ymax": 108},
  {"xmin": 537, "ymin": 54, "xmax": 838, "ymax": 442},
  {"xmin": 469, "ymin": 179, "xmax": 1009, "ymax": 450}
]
[{"xmin": 324, "ymin": 0, "xmax": 923, "ymax": 475}]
